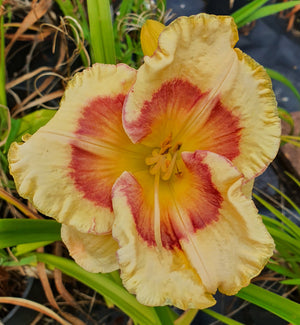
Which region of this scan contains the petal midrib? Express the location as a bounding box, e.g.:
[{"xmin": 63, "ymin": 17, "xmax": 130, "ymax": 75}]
[
  {"xmin": 167, "ymin": 180, "xmax": 217, "ymax": 293},
  {"xmin": 173, "ymin": 54, "xmax": 237, "ymax": 144},
  {"xmin": 40, "ymin": 129, "xmax": 149, "ymax": 158}
]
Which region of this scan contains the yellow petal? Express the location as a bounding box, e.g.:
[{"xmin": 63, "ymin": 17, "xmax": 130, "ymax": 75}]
[
  {"xmin": 124, "ymin": 14, "xmax": 280, "ymax": 180},
  {"xmin": 179, "ymin": 151, "xmax": 274, "ymax": 294},
  {"xmin": 61, "ymin": 224, "xmax": 119, "ymax": 273},
  {"xmin": 112, "ymin": 149, "xmax": 274, "ymax": 304},
  {"xmin": 112, "ymin": 172, "xmax": 215, "ymax": 309},
  {"xmin": 8, "ymin": 64, "xmax": 138, "ymax": 234},
  {"xmin": 141, "ymin": 19, "xmax": 165, "ymax": 56},
  {"xmin": 242, "ymin": 178, "xmax": 254, "ymax": 199}
]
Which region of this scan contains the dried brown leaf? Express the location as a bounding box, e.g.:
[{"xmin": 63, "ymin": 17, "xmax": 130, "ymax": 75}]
[
  {"xmin": 60, "ymin": 311, "xmax": 86, "ymax": 325},
  {"xmin": 14, "ymin": 89, "xmax": 63, "ymax": 115},
  {"xmin": 37, "ymin": 261, "xmax": 60, "ymax": 311},
  {"xmin": 5, "ymin": 29, "xmax": 53, "ymax": 41},
  {"xmin": 0, "ymin": 297, "xmax": 71, "ymax": 325},
  {"xmin": 6, "ymin": 66, "xmax": 52, "ymax": 90},
  {"xmin": 5, "ymin": 0, "xmax": 53, "ymax": 55},
  {"xmin": 0, "ymin": 188, "xmax": 41, "ymax": 219}
]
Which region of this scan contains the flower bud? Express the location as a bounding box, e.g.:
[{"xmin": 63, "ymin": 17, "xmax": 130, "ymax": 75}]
[{"xmin": 141, "ymin": 19, "xmax": 165, "ymax": 56}]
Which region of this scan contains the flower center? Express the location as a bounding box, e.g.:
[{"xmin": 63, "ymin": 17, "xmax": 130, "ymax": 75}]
[
  {"xmin": 145, "ymin": 134, "xmax": 182, "ymax": 181},
  {"xmin": 145, "ymin": 135, "xmax": 182, "ymax": 250}
]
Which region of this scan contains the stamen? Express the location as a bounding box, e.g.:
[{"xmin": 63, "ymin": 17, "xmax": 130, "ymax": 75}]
[
  {"xmin": 149, "ymin": 155, "xmax": 166, "ymax": 175},
  {"xmin": 145, "ymin": 149, "xmax": 160, "ymax": 165},
  {"xmin": 145, "ymin": 137, "xmax": 182, "ymax": 180},
  {"xmin": 159, "ymin": 133, "xmax": 172, "ymax": 154},
  {"xmin": 161, "ymin": 151, "xmax": 178, "ymax": 181},
  {"xmin": 144, "ymin": 138, "xmax": 182, "ymax": 250},
  {"xmin": 154, "ymin": 172, "xmax": 163, "ymax": 250}
]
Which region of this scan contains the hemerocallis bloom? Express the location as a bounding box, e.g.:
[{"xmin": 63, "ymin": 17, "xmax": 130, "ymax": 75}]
[{"xmin": 8, "ymin": 14, "xmax": 280, "ymax": 309}]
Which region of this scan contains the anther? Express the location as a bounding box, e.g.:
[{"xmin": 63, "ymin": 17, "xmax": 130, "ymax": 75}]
[{"xmin": 145, "ymin": 135, "xmax": 182, "ymax": 181}]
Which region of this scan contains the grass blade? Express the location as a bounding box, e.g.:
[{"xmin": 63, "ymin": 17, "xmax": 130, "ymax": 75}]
[
  {"xmin": 202, "ymin": 309, "xmax": 244, "ymax": 325},
  {"xmin": 0, "ymin": 219, "xmax": 61, "ymax": 248},
  {"xmin": 174, "ymin": 309, "xmax": 198, "ymax": 325},
  {"xmin": 35, "ymin": 253, "xmax": 162, "ymax": 325},
  {"xmin": 262, "ymin": 215, "xmax": 296, "ymax": 238},
  {"xmin": 118, "ymin": 0, "xmax": 135, "ymax": 19},
  {"xmin": 87, "ymin": 0, "xmax": 116, "ymax": 64},
  {"xmin": 267, "ymin": 68, "xmax": 300, "ymax": 104},
  {"xmin": 281, "ymin": 278, "xmax": 300, "ymax": 285},
  {"xmin": 155, "ymin": 306, "xmax": 178, "ymax": 325},
  {"xmin": 236, "ymin": 284, "xmax": 300, "ymax": 324},
  {"xmin": 2, "ymin": 255, "xmax": 37, "ymax": 266},
  {"xmin": 237, "ymin": 1, "xmax": 300, "ymax": 27},
  {"xmin": 268, "ymin": 184, "xmax": 300, "ymax": 215},
  {"xmin": 12, "ymin": 241, "xmax": 54, "ymax": 256},
  {"xmin": 267, "ymin": 262, "xmax": 299, "ymax": 279},
  {"xmin": 231, "ymin": 0, "xmax": 269, "ymax": 26},
  {"xmin": 267, "ymin": 227, "xmax": 300, "ymax": 249},
  {"xmin": 278, "ymin": 107, "xmax": 294, "ymax": 134},
  {"xmin": 254, "ymin": 193, "xmax": 300, "ymax": 239}
]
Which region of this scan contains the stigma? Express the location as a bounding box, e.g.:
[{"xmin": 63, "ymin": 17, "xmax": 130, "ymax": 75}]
[{"xmin": 145, "ymin": 135, "xmax": 182, "ymax": 181}]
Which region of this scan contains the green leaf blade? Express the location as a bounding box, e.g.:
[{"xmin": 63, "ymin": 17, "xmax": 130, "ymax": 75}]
[
  {"xmin": 35, "ymin": 253, "xmax": 162, "ymax": 325},
  {"xmin": 236, "ymin": 284, "xmax": 300, "ymax": 324},
  {"xmin": 237, "ymin": 1, "xmax": 300, "ymax": 28},
  {"xmin": 87, "ymin": 0, "xmax": 116, "ymax": 64},
  {"xmin": 0, "ymin": 219, "xmax": 61, "ymax": 248},
  {"xmin": 232, "ymin": 0, "xmax": 269, "ymax": 25},
  {"xmin": 267, "ymin": 68, "xmax": 300, "ymax": 104}
]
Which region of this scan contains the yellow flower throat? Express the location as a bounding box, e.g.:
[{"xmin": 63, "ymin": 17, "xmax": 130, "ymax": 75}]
[
  {"xmin": 144, "ymin": 134, "xmax": 182, "ymax": 249},
  {"xmin": 145, "ymin": 134, "xmax": 182, "ymax": 181}
]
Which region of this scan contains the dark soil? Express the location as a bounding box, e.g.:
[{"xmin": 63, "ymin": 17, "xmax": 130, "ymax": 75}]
[{"xmin": 0, "ymin": 267, "xmax": 27, "ymax": 318}]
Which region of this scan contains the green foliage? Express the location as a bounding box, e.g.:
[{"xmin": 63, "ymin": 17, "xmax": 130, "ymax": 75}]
[
  {"xmin": 232, "ymin": 0, "xmax": 300, "ymax": 28},
  {"xmin": 12, "ymin": 241, "xmax": 54, "ymax": 256},
  {"xmin": 201, "ymin": 309, "xmax": 244, "ymax": 325},
  {"xmin": 238, "ymin": 1, "xmax": 300, "ymax": 27},
  {"xmin": 87, "ymin": 0, "xmax": 116, "ymax": 64},
  {"xmin": 267, "ymin": 68, "xmax": 300, "ymax": 105},
  {"xmin": 236, "ymin": 284, "xmax": 300, "ymax": 324},
  {"xmin": 278, "ymin": 107, "xmax": 294, "ymax": 134},
  {"xmin": 232, "ymin": 0, "xmax": 269, "ymax": 26},
  {"xmin": 251, "ymin": 177, "xmax": 300, "ymax": 322},
  {"xmin": 34, "ymin": 253, "xmax": 167, "ymax": 325},
  {"xmin": 0, "ymin": 219, "xmax": 61, "ymax": 248},
  {"xmin": 1, "ymin": 254, "xmax": 37, "ymax": 267},
  {"xmin": 3, "ymin": 109, "xmax": 56, "ymax": 152}
]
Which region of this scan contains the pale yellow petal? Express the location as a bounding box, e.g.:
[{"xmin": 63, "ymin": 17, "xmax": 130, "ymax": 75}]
[
  {"xmin": 112, "ymin": 172, "xmax": 216, "ymax": 310},
  {"xmin": 179, "ymin": 151, "xmax": 275, "ymax": 294},
  {"xmin": 61, "ymin": 224, "xmax": 119, "ymax": 273},
  {"xmin": 124, "ymin": 14, "xmax": 280, "ymax": 180},
  {"xmin": 9, "ymin": 64, "xmax": 137, "ymax": 233}
]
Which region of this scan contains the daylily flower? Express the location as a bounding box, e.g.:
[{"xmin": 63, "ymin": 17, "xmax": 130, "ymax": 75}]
[{"xmin": 8, "ymin": 14, "xmax": 280, "ymax": 309}]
